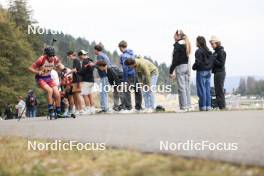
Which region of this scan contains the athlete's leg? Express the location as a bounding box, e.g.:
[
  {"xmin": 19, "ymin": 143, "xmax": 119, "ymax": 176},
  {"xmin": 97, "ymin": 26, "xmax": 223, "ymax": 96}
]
[
  {"xmin": 39, "ymin": 82, "xmax": 55, "ymax": 116},
  {"xmin": 52, "ymin": 86, "xmax": 61, "ymax": 107},
  {"xmin": 68, "ymin": 95, "xmax": 74, "ymax": 113},
  {"xmin": 41, "ymin": 84, "xmax": 53, "ymax": 105}
]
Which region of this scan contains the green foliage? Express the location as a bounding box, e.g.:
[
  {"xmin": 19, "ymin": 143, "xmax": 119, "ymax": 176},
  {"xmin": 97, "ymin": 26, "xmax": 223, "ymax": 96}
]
[
  {"xmin": 0, "ymin": 8, "xmax": 36, "ymax": 108},
  {"xmin": 8, "ymin": 0, "xmax": 43, "ymax": 54},
  {"xmin": 0, "ymin": 1, "xmax": 45, "ymax": 115}
]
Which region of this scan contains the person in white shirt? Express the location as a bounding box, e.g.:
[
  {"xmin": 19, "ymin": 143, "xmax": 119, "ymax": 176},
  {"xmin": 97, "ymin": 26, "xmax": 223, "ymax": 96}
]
[{"xmin": 16, "ymin": 96, "xmax": 26, "ymax": 118}]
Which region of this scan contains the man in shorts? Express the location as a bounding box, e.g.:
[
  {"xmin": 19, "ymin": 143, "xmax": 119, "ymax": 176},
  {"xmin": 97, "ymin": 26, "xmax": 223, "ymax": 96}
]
[
  {"xmin": 78, "ymin": 50, "xmax": 96, "ymax": 114},
  {"xmin": 28, "ymin": 47, "xmax": 65, "ymax": 118}
]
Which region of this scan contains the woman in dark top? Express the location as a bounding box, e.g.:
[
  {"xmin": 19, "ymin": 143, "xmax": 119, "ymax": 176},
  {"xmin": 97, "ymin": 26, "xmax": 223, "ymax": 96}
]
[
  {"xmin": 169, "ymin": 30, "xmax": 192, "ymax": 112},
  {"xmin": 193, "ymin": 36, "xmax": 214, "ymax": 111},
  {"xmin": 210, "ymin": 36, "xmax": 226, "ymax": 110}
]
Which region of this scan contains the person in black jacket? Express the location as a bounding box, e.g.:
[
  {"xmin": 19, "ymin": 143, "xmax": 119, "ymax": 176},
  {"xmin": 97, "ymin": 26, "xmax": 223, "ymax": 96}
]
[
  {"xmin": 78, "ymin": 50, "xmax": 96, "ymax": 114},
  {"xmin": 4, "ymin": 103, "xmax": 14, "ymax": 120},
  {"xmin": 96, "ymin": 61, "xmax": 128, "ymax": 112},
  {"xmin": 210, "ymin": 36, "xmax": 226, "ymax": 109},
  {"xmin": 192, "ymin": 36, "xmax": 214, "ymax": 111},
  {"xmin": 169, "ymin": 30, "xmax": 192, "ymax": 112},
  {"xmin": 67, "ymin": 51, "xmax": 84, "ymax": 115}
]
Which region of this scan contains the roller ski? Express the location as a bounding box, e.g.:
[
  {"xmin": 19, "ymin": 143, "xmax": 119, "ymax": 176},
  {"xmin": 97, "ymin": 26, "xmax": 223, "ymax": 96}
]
[
  {"xmin": 63, "ymin": 111, "xmax": 76, "ymax": 119},
  {"xmin": 47, "ymin": 109, "xmax": 76, "ymax": 120},
  {"xmin": 47, "ymin": 108, "xmax": 57, "ymax": 120}
]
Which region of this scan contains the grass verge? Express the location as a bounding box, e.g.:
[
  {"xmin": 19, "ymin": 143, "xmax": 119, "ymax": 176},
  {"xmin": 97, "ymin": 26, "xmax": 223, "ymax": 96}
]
[{"xmin": 0, "ymin": 136, "xmax": 263, "ymax": 176}]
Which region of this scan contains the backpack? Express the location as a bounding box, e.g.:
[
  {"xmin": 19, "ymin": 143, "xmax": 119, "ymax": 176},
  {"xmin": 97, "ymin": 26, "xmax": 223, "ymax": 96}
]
[
  {"xmin": 111, "ymin": 66, "xmax": 123, "ymax": 80},
  {"xmin": 27, "ymin": 95, "xmax": 36, "ymax": 107}
]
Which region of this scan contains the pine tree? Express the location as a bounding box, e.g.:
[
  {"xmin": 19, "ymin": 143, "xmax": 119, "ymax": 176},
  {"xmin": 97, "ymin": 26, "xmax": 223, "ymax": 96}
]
[
  {"xmin": 236, "ymin": 78, "xmax": 247, "ymax": 96},
  {"xmin": 0, "ymin": 8, "xmax": 36, "ymax": 108},
  {"xmin": 8, "ymin": 0, "xmax": 42, "ymax": 54}
]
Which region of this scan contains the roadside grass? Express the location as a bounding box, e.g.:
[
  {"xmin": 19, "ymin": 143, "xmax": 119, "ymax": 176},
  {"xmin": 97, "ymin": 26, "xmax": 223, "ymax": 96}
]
[{"xmin": 0, "ymin": 136, "xmax": 263, "ymax": 176}]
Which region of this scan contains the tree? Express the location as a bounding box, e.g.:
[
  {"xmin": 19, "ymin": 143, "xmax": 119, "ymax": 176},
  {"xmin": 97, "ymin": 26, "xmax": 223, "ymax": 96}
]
[
  {"xmin": 0, "ymin": 8, "xmax": 36, "ymax": 108},
  {"xmin": 8, "ymin": 0, "xmax": 43, "ymax": 54},
  {"xmin": 236, "ymin": 78, "xmax": 247, "ymax": 96},
  {"xmin": 8, "ymin": 0, "xmax": 31, "ymax": 30},
  {"xmin": 246, "ymin": 76, "xmax": 256, "ymax": 95}
]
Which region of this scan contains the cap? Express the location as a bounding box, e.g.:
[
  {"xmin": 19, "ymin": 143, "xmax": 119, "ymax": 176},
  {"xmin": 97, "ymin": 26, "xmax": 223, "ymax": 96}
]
[
  {"xmin": 78, "ymin": 50, "xmax": 88, "ymax": 56},
  {"xmin": 210, "ymin": 36, "xmax": 221, "ymax": 43}
]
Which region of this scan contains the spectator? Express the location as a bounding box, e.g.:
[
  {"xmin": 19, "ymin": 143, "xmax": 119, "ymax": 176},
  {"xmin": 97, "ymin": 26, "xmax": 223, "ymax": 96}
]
[
  {"xmin": 125, "ymin": 57, "xmax": 159, "ymax": 113},
  {"xmin": 192, "ymin": 36, "xmax": 214, "ymax": 111},
  {"xmin": 78, "ymin": 50, "xmax": 96, "ymax": 114},
  {"xmin": 94, "ymin": 43, "xmax": 112, "ymax": 113},
  {"xmin": 26, "ymin": 90, "xmax": 37, "ymax": 117},
  {"xmin": 67, "ymin": 51, "xmax": 85, "ymax": 115},
  {"xmin": 118, "ymin": 40, "xmax": 142, "ymax": 111},
  {"xmin": 4, "ymin": 103, "xmax": 13, "ymax": 120},
  {"xmin": 169, "ymin": 30, "xmax": 192, "ymax": 112},
  {"xmin": 210, "ymin": 36, "xmax": 227, "ymax": 110},
  {"xmin": 16, "ymin": 96, "xmax": 26, "ymax": 118},
  {"xmin": 96, "ymin": 61, "xmax": 128, "ymax": 112}
]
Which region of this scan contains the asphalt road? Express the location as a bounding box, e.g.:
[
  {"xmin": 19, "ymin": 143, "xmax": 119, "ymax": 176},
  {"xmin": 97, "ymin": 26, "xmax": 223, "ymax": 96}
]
[{"xmin": 0, "ymin": 110, "xmax": 263, "ymax": 166}]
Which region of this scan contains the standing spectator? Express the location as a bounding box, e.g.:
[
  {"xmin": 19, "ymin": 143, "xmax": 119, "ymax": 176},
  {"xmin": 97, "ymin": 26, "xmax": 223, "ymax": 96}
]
[
  {"xmin": 192, "ymin": 36, "xmax": 214, "ymax": 111},
  {"xmin": 96, "ymin": 61, "xmax": 127, "ymax": 112},
  {"xmin": 67, "ymin": 51, "xmax": 85, "ymax": 115},
  {"xmin": 210, "ymin": 36, "xmax": 227, "ymax": 110},
  {"xmin": 94, "ymin": 43, "xmax": 112, "ymax": 113},
  {"xmin": 118, "ymin": 40, "xmax": 142, "ymax": 111},
  {"xmin": 169, "ymin": 30, "xmax": 192, "ymax": 112},
  {"xmin": 4, "ymin": 103, "xmax": 13, "ymax": 120},
  {"xmin": 16, "ymin": 96, "xmax": 26, "ymax": 118},
  {"xmin": 78, "ymin": 50, "xmax": 96, "ymax": 114},
  {"xmin": 125, "ymin": 57, "xmax": 159, "ymax": 113},
  {"xmin": 26, "ymin": 90, "xmax": 37, "ymax": 117}
]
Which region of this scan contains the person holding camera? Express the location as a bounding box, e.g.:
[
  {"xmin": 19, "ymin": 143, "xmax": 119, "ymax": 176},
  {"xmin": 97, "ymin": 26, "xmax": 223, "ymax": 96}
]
[{"xmin": 169, "ymin": 30, "xmax": 192, "ymax": 112}]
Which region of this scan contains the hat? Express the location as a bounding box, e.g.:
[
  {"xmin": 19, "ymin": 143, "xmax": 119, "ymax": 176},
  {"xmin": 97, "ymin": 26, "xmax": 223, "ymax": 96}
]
[
  {"xmin": 28, "ymin": 89, "xmax": 34, "ymax": 94},
  {"xmin": 78, "ymin": 50, "xmax": 88, "ymax": 56},
  {"xmin": 210, "ymin": 36, "xmax": 221, "ymax": 43}
]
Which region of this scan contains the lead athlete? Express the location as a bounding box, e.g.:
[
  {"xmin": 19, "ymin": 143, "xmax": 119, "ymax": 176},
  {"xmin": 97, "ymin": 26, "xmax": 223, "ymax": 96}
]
[{"xmin": 28, "ymin": 47, "xmax": 65, "ymax": 118}]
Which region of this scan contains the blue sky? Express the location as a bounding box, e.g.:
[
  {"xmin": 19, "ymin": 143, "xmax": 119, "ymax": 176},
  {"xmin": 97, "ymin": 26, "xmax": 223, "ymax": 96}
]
[{"xmin": 1, "ymin": 0, "xmax": 264, "ymax": 76}]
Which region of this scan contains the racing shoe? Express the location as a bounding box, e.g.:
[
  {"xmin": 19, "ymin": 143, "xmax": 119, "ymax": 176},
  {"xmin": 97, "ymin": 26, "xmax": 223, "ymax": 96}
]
[{"xmin": 56, "ymin": 112, "xmax": 64, "ymax": 118}]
